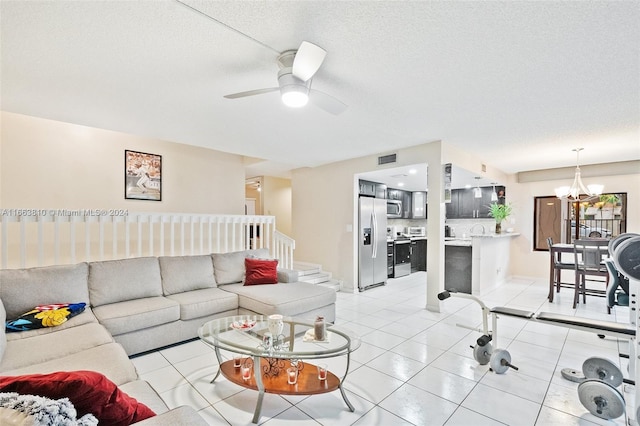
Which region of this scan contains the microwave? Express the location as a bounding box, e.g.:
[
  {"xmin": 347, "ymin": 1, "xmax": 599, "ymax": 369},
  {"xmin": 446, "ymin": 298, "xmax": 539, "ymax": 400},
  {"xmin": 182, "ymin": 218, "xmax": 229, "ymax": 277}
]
[{"xmin": 386, "ymin": 200, "xmax": 402, "ymax": 218}]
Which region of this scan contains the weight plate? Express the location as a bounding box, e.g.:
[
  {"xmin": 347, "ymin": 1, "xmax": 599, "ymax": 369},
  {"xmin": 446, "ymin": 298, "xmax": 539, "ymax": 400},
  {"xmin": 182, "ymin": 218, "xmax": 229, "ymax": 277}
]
[
  {"xmin": 578, "ymin": 379, "xmax": 625, "ymax": 420},
  {"xmin": 473, "ymin": 342, "xmax": 492, "ymax": 365},
  {"xmin": 608, "ymin": 233, "xmax": 639, "ymax": 258},
  {"xmin": 489, "ymin": 349, "xmax": 512, "ymax": 374},
  {"xmin": 614, "ymin": 236, "xmax": 640, "ymax": 281},
  {"xmin": 582, "ymin": 357, "xmax": 623, "ymax": 388},
  {"xmin": 561, "ymin": 368, "xmax": 585, "ymax": 383}
]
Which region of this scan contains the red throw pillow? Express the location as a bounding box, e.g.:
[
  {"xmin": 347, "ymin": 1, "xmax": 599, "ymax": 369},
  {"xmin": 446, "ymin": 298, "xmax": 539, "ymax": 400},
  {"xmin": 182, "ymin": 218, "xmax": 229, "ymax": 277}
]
[
  {"xmin": 0, "ymin": 371, "xmax": 155, "ymax": 425},
  {"xmin": 244, "ymin": 258, "xmax": 278, "ymax": 285}
]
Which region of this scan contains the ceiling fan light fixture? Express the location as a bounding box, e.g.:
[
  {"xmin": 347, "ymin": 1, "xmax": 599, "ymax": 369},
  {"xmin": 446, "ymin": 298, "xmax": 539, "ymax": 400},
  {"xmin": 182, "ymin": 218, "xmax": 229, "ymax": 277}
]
[
  {"xmin": 281, "ymin": 87, "xmax": 309, "ymax": 107},
  {"xmin": 278, "ymin": 68, "xmax": 310, "ymax": 108}
]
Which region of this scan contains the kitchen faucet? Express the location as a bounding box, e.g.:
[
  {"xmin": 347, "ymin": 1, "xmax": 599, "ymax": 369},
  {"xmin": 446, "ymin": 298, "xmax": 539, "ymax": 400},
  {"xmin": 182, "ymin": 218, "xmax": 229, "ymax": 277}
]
[{"xmin": 470, "ymin": 223, "xmax": 486, "ymax": 235}]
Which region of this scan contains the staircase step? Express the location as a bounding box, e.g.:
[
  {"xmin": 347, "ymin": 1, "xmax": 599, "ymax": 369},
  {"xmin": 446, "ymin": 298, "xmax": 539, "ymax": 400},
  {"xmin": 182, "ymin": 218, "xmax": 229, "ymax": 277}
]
[
  {"xmin": 318, "ymin": 279, "xmax": 342, "ymax": 292},
  {"xmin": 293, "ymin": 261, "xmax": 322, "ymax": 276},
  {"xmin": 298, "ymin": 271, "xmax": 332, "ymax": 284}
]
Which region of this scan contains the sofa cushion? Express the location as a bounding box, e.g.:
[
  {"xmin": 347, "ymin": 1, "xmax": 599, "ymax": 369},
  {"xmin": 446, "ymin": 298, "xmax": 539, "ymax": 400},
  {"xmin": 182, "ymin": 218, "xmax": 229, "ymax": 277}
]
[
  {"xmin": 131, "ymin": 405, "xmax": 208, "ymax": 426},
  {"xmin": 0, "ymin": 343, "xmax": 137, "ymax": 387},
  {"xmin": 159, "ymin": 255, "xmax": 216, "ymax": 295},
  {"xmin": 88, "ymin": 258, "xmax": 162, "ymax": 307},
  {"xmin": 212, "ymin": 249, "xmax": 269, "ymax": 285},
  {"xmin": 92, "ymin": 297, "xmax": 179, "ymax": 336},
  {"xmin": 166, "ymin": 288, "xmax": 238, "ymax": 320},
  {"xmin": 118, "ymin": 380, "xmax": 168, "ymax": 416},
  {"xmin": 0, "ymin": 322, "xmax": 114, "ymax": 372},
  {"xmin": 0, "ymin": 371, "xmax": 155, "ymax": 425},
  {"xmin": 0, "ymin": 263, "xmax": 89, "ymax": 320},
  {"xmin": 6, "ymin": 303, "xmax": 86, "ymax": 333},
  {"xmin": 223, "ymin": 282, "xmax": 337, "ymax": 317},
  {"xmin": 244, "ymin": 258, "xmax": 278, "ymax": 285}
]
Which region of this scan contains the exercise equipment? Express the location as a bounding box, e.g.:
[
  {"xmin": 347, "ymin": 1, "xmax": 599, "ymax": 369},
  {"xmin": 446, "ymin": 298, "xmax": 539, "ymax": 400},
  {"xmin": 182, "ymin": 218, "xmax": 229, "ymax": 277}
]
[
  {"xmin": 438, "ymin": 234, "xmax": 640, "ymax": 422},
  {"xmin": 437, "ymin": 291, "xmax": 518, "ymax": 374}
]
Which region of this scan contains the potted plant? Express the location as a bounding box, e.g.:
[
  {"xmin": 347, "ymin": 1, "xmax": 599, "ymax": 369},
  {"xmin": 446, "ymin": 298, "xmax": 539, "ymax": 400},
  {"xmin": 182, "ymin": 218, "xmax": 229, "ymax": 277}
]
[
  {"xmin": 595, "ymin": 194, "xmax": 620, "ymax": 220},
  {"xmin": 488, "ymin": 202, "xmax": 513, "ymax": 234}
]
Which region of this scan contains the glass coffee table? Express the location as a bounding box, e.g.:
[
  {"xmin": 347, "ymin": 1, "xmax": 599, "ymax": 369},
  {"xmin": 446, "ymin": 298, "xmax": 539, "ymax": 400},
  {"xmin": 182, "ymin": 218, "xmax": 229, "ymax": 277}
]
[{"xmin": 198, "ymin": 315, "xmax": 360, "ymax": 423}]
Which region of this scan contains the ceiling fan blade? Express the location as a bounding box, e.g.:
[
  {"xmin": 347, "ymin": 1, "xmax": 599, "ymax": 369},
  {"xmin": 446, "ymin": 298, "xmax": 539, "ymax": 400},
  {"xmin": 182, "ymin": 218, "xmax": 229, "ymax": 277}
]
[
  {"xmin": 223, "ymin": 87, "xmax": 279, "ymax": 99},
  {"xmin": 309, "ymin": 89, "xmax": 348, "ymax": 115},
  {"xmin": 292, "ymin": 41, "xmax": 327, "ymax": 82}
]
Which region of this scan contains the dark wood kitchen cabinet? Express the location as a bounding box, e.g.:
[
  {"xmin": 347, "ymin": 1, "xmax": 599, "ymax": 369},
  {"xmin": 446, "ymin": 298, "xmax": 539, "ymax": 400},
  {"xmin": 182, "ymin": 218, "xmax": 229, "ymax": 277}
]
[
  {"xmin": 387, "ymin": 242, "xmax": 394, "ymax": 278},
  {"xmin": 444, "ymin": 245, "xmax": 472, "ymax": 293},
  {"xmin": 410, "ymin": 239, "xmax": 427, "ymax": 272},
  {"xmin": 359, "ymin": 180, "xmax": 386, "ymax": 198},
  {"xmin": 446, "ymin": 186, "xmax": 506, "ymax": 219}
]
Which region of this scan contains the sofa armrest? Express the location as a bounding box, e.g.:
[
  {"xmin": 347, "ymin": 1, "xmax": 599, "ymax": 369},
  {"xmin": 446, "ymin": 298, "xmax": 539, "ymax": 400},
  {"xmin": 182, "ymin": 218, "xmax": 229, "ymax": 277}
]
[
  {"xmin": 277, "ymin": 269, "xmax": 299, "ymax": 283},
  {"xmin": 133, "ymin": 406, "xmax": 208, "ymax": 425}
]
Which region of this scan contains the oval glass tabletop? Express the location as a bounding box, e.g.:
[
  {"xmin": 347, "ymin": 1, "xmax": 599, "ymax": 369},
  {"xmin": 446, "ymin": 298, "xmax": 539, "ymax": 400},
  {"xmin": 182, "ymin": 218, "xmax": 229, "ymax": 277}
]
[{"xmin": 198, "ymin": 315, "xmax": 361, "ymax": 359}]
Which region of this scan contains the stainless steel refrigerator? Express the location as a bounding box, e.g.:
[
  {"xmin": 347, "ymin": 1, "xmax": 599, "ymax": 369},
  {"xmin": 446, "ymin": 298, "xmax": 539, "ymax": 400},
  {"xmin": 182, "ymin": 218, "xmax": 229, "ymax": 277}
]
[{"xmin": 358, "ymin": 197, "xmax": 387, "ymax": 291}]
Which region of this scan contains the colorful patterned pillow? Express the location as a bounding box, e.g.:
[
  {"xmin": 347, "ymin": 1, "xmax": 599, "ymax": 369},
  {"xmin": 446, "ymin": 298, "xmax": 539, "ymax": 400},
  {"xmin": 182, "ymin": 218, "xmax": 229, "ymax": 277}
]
[{"xmin": 5, "ymin": 303, "xmax": 86, "ymax": 332}]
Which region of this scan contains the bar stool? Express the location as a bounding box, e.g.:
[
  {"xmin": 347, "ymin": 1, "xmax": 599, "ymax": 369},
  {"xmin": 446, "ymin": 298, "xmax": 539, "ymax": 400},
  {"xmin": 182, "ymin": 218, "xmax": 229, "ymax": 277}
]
[{"xmin": 547, "ymin": 237, "xmax": 575, "ymax": 302}]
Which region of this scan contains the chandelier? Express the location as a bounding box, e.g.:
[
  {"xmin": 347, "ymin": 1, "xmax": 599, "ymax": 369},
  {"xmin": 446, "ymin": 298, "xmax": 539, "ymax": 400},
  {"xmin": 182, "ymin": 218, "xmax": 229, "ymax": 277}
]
[{"xmin": 554, "ymin": 148, "xmax": 604, "ymax": 201}]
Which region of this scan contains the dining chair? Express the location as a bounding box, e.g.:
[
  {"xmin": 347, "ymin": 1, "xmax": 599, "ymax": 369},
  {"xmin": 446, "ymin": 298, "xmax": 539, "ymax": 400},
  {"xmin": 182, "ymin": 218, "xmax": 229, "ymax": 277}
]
[
  {"xmin": 573, "ymin": 239, "xmax": 610, "ymax": 309},
  {"xmin": 547, "ymin": 237, "xmax": 575, "ymax": 302},
  {"xmin": 604, "ymin": 258, "xmax": 629, "ymax": 314}
]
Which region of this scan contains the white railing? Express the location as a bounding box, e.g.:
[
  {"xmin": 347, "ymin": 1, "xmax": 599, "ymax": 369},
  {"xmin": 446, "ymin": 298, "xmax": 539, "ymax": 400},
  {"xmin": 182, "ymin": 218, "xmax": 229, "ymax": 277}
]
[
  {"xmin": 273, "ymin": 230, "xmax": 296, "ymax": 270},
  {"xmin": 0, "ymin": 210, "xmax": 294, "ymax": 270}
]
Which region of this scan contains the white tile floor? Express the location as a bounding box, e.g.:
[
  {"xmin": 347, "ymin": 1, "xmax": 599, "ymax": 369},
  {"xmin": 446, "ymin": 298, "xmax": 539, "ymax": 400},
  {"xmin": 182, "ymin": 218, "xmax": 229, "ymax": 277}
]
[{"xmin": 131, "ymin": 273, "xmax": 634, "ymax": 425}]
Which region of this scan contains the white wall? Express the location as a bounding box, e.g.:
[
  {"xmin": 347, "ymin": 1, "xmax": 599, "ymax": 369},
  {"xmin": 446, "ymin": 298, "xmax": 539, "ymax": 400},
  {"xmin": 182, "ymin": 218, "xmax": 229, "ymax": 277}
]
[
  {"xmin": 262, "ymin": 176, "xmax": 292, "ymax": 236},
  {"xmin": 0, "ymin": 112, "xmax": 246, "ymax": 214}
]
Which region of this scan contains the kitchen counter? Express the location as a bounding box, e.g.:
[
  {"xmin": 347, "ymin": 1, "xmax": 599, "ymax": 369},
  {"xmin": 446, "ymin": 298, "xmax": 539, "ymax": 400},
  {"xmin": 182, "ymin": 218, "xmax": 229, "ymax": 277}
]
[
  {"xmin": 468, "ymin": 232, "xmax": 520, "ymax": 239},
  {"xmin": 444, "ymin": 232, "xmax": 520, "ymax": 295}
]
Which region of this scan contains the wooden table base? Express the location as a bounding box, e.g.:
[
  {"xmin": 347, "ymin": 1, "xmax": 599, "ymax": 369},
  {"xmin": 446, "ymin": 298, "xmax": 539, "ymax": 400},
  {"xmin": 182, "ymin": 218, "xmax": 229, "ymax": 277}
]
[{"xmin": 220, "ymin": 358, "xmax": 340, "ymax": 395}]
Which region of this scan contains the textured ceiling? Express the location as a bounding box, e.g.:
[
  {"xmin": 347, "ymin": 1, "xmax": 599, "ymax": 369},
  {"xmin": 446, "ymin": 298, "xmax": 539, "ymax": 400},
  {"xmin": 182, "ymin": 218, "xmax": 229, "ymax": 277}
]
[{"xmin": 1, "ymin": 1, "xmax": 638, "ymax": 178}]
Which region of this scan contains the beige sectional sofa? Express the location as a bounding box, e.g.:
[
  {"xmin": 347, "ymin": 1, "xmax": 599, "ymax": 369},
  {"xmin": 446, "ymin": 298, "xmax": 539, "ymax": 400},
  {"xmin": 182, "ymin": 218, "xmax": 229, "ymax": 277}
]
[{"xmin": 0, "ymin": 249, "xmax": 337, "ymax": 424}]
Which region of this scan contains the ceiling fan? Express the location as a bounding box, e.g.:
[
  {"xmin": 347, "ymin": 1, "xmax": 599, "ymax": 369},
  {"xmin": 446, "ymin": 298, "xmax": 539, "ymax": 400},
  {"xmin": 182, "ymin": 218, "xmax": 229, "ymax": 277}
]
[{"xmin": 224, "ymin": 41, "xmax": 348, "ymax": 115}]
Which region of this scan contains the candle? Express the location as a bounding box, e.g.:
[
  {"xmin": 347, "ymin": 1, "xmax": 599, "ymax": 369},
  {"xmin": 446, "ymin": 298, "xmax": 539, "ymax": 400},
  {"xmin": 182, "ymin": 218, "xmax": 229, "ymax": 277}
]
[
  {"xmin": 317, "ymin": 364, "xmax": 328, "ymax": 380},
  {"xmin": 287, "ymin": 367, "xmax": 297, "ymax": 384},
  {"xmin": 241, "ymin": 366, "xmax": 251, "ymax": 381}
]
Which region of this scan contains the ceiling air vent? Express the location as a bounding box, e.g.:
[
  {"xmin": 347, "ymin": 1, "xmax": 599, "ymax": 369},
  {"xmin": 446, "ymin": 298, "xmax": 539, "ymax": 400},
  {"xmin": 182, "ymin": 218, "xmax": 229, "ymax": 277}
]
[{"xmin": 378, "ymin": 154, "xmax": 397, "ymax": 165}]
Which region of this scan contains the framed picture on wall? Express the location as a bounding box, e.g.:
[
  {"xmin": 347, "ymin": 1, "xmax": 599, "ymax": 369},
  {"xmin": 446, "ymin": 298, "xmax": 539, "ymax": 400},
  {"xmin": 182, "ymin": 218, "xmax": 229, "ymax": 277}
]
[{"xmin": 124, "ymin": 150, "xmax": 162, "ymax": 201}]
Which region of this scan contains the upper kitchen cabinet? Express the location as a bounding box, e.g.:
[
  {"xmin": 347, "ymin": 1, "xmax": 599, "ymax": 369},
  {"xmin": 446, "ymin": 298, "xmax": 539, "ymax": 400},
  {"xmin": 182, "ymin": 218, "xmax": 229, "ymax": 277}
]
[
  {"xmin": 412, "ymin": 191, "xmax": 426, "ymax": 219},
  {"xmin": 402, "ymin": 190, "xmax": 412, "ymax": 218},
  {"xmin": 477, "ymin": 185, "xmax": 506, "ymax": 217},
  {"xmin": 446, "ymin": 189, "xmax": 475, "ymax": 218},
  {"xmin": 359, "ymin": 180, "xmax": 387, "ymax": 198},
  {"xmin": 446, "ymin": 186, "xmax": 506, "ymax": 219}
]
